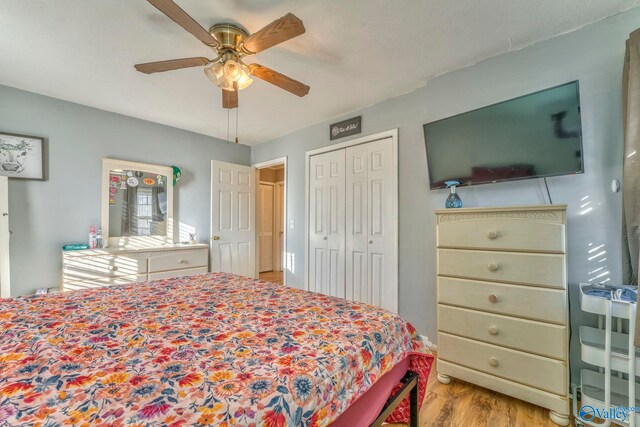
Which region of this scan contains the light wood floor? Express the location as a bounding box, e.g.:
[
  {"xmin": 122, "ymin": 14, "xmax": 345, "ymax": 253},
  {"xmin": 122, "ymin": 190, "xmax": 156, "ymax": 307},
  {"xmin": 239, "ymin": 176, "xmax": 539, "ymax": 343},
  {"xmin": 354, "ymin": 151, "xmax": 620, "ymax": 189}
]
[
  {"xmin": 259, "ymin": 270, "xmax": 283, "ymax": 285},
  {"xmin": 388, "ymin": 358, "xmax": 575, "ymax": 427}
]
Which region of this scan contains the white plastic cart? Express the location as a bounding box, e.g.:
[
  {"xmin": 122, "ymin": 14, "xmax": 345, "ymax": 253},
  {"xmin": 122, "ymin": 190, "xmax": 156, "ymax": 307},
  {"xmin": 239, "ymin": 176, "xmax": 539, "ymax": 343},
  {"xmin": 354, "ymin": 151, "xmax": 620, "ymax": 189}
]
[{"xmin": 574, "ymin": 283, "xmax": 638, "ymax": 426}]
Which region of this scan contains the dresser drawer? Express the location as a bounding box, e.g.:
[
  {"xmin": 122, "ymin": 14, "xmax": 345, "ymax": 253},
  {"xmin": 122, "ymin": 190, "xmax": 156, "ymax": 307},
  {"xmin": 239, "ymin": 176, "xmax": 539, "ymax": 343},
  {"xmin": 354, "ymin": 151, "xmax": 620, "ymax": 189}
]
[
  {"xmin": 148, "ymin": 249, "xmax": 208, "ymax": 273},
  {"xmin": 437, "ymin": 360, "xmax": 570, "ymax": 414},
  {"xmin": 437, "ymin": 277, "xmax": 566, "ymax": 324},
  {"xmin": 148, "ymin": 267, "xmax": 208, "ymax": 281},
  {"xmin": 63, "ymin": 274, "xmax": 146, "ymax": 291},
  {"xmin": 437, "ymin": 217, "xmax": 565, "ymax": 253},
  {"xmin": 438, "ymin": 305, "xmax": 566, "ymax": 359},
  {"xmin": 438, "ymin": 332, "xmax": 567, "ymax": 395},
  {"xmin": 63, "ymin": 253, "xmax": 147, "ymax": 278},
  {"xmin": 438, "ymin": 249, "xmax": 565, "ymax": 288}
]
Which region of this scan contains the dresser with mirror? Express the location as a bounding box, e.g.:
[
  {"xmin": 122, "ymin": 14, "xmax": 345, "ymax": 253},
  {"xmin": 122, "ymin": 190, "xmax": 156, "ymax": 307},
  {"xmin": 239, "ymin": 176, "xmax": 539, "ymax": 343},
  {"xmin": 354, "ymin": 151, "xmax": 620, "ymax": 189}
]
[{"xmin": 61, "ymin": 158, "xmax": 208, "ymax": 292}]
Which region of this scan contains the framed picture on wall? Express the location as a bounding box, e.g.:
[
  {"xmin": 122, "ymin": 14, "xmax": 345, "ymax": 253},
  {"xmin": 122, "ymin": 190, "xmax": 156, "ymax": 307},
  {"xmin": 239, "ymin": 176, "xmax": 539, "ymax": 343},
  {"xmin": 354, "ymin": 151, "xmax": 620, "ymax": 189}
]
[{"xmin": 0, "ymin": 132, "xmax": 45, "ymax": 180}]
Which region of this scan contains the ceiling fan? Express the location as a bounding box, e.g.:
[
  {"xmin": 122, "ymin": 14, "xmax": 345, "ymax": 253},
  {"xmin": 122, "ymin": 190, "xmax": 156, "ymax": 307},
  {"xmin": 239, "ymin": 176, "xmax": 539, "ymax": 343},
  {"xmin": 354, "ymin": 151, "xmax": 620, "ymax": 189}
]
[{"xmin": 135, "ymin": 0, "xmax": 310, "ymax": 109}]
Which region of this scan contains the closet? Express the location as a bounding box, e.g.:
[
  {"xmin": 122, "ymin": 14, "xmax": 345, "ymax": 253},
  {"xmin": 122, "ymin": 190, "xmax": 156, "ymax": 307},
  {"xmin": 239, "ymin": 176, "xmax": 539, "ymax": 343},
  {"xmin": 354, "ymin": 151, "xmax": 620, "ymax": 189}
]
[{"xmin": 307, "ymin": 133, "xmax": 398, "ymax": 312}]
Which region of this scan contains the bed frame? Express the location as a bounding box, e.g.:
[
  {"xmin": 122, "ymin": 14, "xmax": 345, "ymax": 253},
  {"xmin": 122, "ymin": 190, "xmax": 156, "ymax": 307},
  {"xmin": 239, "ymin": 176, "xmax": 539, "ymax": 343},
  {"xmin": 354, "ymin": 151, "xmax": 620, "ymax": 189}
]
[{"xmin": 369, "ymin": 370, "xmax": 419, "ymax": 427}]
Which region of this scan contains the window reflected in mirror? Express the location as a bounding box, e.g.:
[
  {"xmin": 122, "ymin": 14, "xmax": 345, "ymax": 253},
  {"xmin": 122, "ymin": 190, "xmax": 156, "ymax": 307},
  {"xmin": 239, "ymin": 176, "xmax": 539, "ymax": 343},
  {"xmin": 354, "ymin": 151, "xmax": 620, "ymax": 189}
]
[{"xmin": 108, "ymin": 169, "xmax": 168, "ymax": 238}]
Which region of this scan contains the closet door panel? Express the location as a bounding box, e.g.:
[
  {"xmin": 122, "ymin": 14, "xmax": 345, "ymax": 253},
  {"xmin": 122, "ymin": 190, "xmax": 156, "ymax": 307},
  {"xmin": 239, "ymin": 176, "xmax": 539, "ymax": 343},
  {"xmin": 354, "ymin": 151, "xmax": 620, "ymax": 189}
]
[
  {"xmin": 325, "ymin": 151, "xmax": 345, "ymax": 298},
  {"xmin": 346, "ymin": 144, "xmax": 369, "ymax": 303},
  {"xmin": 309, "ymin": 155, "xmax": 326, "ymax": 294},
  {"xmin": 309, "ymin": 150, "xmax": 345, "ymax": 296},
  {"xmin": 367, "ymin": 138, "xmax": 396, "ymax": 312}
]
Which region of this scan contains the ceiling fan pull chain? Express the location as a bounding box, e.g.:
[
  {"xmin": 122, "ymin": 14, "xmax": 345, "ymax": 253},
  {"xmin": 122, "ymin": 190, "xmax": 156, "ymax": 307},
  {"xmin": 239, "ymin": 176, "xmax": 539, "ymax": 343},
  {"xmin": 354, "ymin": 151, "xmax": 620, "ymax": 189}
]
[
  {"xmin": 227, "ymin": 108, "xmax": 230, "ymax": 144},
  {"xmin": 235, "ymin": 107, "xmax": 239, "ymax": 144}
]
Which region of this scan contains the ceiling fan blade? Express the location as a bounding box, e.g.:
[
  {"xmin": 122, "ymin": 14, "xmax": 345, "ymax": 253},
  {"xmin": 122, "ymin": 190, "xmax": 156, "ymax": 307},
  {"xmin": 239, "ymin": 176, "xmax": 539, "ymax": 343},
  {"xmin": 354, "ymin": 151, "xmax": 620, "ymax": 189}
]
[
  {"xmin": 147, "ymin": 0, "xmax": 218, "ymax": 47},
  {"xmin": 222, "ymin": 88, "xmax": 238, "ymax": 109},
  {"xmin": 248, "ymin": 64, "xmax": 309, "ymax": 97},
  {"xmin": 242, "ymin": 13, "xmax": 305, "ymax": 54},
  {"xmin": 135, "ymin": 57, "xmax": 210, "ymax": 74}
]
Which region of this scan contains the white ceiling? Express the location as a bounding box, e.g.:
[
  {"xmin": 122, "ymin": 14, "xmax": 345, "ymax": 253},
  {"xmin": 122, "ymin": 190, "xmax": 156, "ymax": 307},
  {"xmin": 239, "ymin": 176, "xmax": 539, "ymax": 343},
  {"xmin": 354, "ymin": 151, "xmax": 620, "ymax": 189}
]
[{"xmin": 1, "ymin": 0, "xmax": 638, "ymax": 146}]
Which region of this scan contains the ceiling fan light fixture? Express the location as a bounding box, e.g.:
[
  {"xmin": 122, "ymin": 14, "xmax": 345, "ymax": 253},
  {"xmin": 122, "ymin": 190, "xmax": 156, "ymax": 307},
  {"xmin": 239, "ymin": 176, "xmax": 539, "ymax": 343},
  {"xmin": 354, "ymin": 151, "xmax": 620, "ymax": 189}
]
[
  {"xmin": 222, "ymin": 60, "xmax": 242, "ymax": 80},
  {"xmin": 236, "ymin": 69, "xmax": 253, "ymax": 90},
  {"xmin": 204, "ymin": 62, "xmax": 224, "ymax": 84},
  {"xmin": 204, "ymin": 60, "xmax": 252, "ymax": 91}
]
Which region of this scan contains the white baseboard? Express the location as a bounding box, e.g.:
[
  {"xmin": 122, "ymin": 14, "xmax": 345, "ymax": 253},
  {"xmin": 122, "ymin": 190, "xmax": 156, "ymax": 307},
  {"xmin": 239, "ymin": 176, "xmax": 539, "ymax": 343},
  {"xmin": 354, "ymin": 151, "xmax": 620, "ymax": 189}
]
[{"xmin": 420, "ymin": 334, "xmax": 438, "ymax": 353}]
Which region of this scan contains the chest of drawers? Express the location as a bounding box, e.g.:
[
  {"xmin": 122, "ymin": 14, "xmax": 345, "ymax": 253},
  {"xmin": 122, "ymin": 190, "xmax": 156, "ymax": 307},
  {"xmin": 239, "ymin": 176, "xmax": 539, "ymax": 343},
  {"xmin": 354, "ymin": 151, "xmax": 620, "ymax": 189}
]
[
  {"xmin": 62, "ymin": 244, "xmax": 209, "ymax": 292},
  {"xmin": 435, "ymin": 205, "xmax": 569, "ymax": 426}
]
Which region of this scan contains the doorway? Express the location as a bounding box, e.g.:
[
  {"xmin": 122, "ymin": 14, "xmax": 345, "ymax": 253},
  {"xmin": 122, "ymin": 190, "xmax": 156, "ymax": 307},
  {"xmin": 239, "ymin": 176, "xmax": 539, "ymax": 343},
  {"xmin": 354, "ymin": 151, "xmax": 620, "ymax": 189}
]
[{"xmin": 254, "ymin": 158, "xmax": 286, "ymax": 285}]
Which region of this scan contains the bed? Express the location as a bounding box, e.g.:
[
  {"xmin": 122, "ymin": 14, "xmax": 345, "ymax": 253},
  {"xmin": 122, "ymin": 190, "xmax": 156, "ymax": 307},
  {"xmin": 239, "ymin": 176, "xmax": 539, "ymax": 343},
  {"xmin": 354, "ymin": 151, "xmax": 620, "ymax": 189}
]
[{"xmin": 0, "ymin": 272, "xmax": 433, "ymax": 426}]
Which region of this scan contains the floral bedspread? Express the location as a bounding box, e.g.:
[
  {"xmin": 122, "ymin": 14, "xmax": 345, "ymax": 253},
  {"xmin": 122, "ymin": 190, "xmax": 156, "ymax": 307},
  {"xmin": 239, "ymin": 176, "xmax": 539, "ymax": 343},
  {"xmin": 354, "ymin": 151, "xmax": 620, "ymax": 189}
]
[{"xmin": 0, "ymin": 272, "xmax": 432, "ymax": 426}]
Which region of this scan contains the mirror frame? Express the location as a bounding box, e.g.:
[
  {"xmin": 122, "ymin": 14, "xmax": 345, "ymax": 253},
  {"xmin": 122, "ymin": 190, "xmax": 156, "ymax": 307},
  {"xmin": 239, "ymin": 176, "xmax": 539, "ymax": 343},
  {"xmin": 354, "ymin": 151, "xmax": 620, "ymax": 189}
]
[{"xmin": 101, "ymin": 158, "xmax": 174, "ymax": 247}]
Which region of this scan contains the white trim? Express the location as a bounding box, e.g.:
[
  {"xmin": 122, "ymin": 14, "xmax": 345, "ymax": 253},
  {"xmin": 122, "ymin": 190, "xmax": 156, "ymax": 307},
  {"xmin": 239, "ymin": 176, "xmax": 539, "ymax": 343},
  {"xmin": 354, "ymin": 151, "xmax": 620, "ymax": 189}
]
[
  {"xmin": 274, "ymin": 181, "xmax": 285, "ymax": 273},
  {"xmin": 0, "ymin": 176, "xmax": 9, "ymax": 298},
  {"xmin": 253, "ymin": 156, "xmax": 288, "ymax": 286},
  {"xmin": 102, "ymin": 158, "xmax": 174, "ymax": 248},
  {"xmin": 304, "ymin": 128, "xmax": 399, "ymax": 292}
]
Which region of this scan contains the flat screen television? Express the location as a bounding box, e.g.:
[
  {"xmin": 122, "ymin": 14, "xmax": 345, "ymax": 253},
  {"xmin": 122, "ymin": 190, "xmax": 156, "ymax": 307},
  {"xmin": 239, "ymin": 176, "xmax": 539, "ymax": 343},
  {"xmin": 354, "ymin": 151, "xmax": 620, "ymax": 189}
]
[{"xmin": 423, "ymin": 81, "xmax": 583, "ymax": 189}]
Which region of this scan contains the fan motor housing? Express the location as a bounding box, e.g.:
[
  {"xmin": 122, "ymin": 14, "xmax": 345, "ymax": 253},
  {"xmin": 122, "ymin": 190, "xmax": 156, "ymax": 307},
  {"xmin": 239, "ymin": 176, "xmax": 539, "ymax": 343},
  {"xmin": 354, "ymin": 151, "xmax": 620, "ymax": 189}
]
[{"xmin": 209, "ymin": 24, "xmax": 249, "ymax": 52}]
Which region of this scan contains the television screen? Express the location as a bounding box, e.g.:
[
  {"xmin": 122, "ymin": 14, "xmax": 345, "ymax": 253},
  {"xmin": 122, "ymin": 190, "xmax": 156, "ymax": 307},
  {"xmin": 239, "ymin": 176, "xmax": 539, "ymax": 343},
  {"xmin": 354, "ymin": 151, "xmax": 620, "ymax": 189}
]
[{"xmin": 424, "ymin": 81, "xmax": 583, "ymax": 189}]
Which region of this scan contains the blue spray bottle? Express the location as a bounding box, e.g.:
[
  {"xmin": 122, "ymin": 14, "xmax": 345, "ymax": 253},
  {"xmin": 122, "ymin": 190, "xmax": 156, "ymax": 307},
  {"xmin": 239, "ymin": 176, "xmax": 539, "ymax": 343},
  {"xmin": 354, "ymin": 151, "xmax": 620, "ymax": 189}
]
[{"xmin": 444, "ymin": 180, "xmax": 463, "ymax": 208}]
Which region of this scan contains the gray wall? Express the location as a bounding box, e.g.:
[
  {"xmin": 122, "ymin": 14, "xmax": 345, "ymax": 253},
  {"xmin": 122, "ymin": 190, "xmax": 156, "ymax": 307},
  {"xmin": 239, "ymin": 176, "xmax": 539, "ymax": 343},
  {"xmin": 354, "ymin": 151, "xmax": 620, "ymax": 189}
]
[
  {"xmin": 253, "ymin": 8, "xmax": 640, "ymax": 379},
  {"xmin": 0, "ymin": 85, "xmax": 251, "ymax": 296}
]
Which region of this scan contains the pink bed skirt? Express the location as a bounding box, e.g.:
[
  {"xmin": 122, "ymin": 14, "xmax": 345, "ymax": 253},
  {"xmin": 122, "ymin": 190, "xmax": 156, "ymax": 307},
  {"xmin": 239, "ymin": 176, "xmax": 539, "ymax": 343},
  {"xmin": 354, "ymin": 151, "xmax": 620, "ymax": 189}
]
[{"xmin": 331, "ymin": 357, "xmax": 411, "ymax": 426}]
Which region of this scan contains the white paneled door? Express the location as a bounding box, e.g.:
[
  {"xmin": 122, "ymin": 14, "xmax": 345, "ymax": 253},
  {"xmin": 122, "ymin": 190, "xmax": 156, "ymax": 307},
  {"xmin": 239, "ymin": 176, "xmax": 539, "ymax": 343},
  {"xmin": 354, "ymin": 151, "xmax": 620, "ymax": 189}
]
[
  {"xmin": 307, "ymin": 132, "xmax": 397, "ymax": 312},
  {"xmin": 274, "ymin": 182, "xmax": 284, "ymax": 272},
  {"xmin": 258, "ymin": 182, "xmax": 275, "ymax": 273},
  {"xmin": 309, "ymin": 149, "xmax": 346, "ymax": 298},
  {"xmin": 0, "ymin": 176, "xmax": 9, "ymax": 298},
  {"xmin": 210, "ymin": 161, "xmax": 256, "ymax": 278},
  {"xmin": 346, "ymin": 137, "xmax": 397, "ymax": 312}
]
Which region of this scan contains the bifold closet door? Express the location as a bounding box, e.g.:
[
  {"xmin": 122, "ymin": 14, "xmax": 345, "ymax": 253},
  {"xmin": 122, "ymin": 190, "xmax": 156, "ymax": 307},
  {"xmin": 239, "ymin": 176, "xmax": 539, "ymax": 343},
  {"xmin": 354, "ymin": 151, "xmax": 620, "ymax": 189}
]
[
  {"xmin": 308, "ymin": 150, "xmax": 345, "ymax": 297},
  {"xmin": 346, "ymin": 138, "xmax": 397, "ymax": 312}
]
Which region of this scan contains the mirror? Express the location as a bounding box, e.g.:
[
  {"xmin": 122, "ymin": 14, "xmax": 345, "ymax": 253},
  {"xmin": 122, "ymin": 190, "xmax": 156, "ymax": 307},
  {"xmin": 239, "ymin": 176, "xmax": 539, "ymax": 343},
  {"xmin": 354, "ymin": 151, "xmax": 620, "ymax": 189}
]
[{"xmin": 102, "ymin": 159, "xmax": 173, "ymax": 246}]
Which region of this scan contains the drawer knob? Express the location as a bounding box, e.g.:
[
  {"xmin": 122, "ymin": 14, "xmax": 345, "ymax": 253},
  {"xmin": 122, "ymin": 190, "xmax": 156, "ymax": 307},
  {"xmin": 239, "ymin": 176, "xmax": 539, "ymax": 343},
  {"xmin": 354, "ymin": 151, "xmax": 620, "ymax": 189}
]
[
  {"xmin": 487, "ymin": 230, "xmax": 499, "ymax": 240},
  {"xmin": 488, "ymin": 294, "xmax": 498, "ymax": 303},
  {"xmin": 107, "ymin": 265, "xmax": 118, "ymax": 272},
  {"xmin": 488, "ymin": 325, "xmax": 499, "ymax": 335},
  {"xmin": 178, "ymin": 259, "xmax": 186, "ymax": 264},
  {"xmin": 487, "ymin": 262, "xmax": 499, "ymax": 272},
  {"xmin": 489, "ymin": 357, "xmax": 499, "ymax": 367}
]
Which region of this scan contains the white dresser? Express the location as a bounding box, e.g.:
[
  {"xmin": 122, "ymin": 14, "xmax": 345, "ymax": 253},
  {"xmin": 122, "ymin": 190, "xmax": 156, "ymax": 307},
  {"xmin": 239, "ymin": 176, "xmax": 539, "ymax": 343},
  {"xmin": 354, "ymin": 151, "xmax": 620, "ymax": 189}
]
[
  {"xmin": 435, "ymin": 205, "xmax": 569, "ymax": 426},
  {"xmin": 62, "ymin": 244, "xmax": 209, "ymax": 292}
]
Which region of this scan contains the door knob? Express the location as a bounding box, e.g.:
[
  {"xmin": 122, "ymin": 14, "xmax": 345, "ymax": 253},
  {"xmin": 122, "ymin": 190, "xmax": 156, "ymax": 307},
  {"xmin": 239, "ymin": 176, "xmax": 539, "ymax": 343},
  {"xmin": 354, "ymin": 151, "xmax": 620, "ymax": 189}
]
[
  {"xmin": 211, "ymin": 236, "xmax": 220, "ymax": 241},
  {"xmin": 323, "ymin": 236, "xmax": 327, "ymax": 240},
  {"xmin": 369, "ymin": 240, "xmax": 373, "ymax": 244},
  {"xmin": 1, "ymin": 213, "xmax": 7, "ymax": 217}
]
